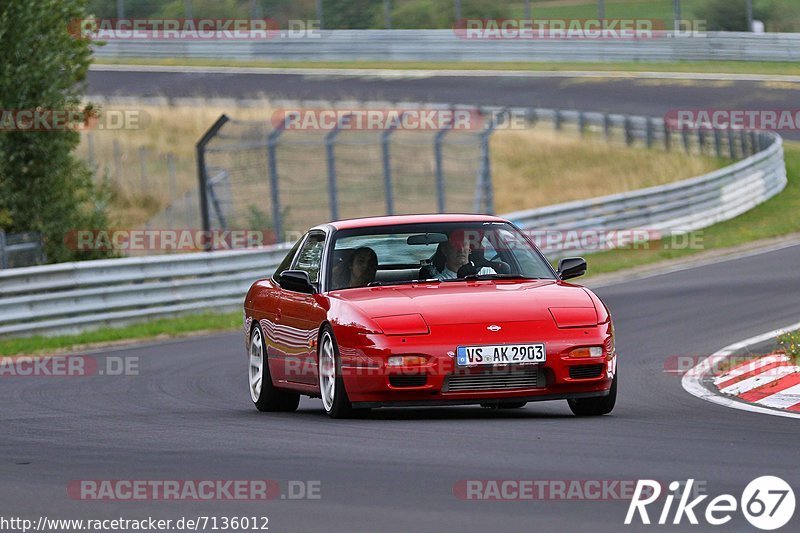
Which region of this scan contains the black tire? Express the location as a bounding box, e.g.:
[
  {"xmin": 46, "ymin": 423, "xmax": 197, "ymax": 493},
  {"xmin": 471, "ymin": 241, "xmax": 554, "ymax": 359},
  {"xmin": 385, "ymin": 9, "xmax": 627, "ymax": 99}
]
[
  {"xmin": 249, "ymin": 324, "xmax": 300, "ymax": 412},
  {"xmin": 319, "ymin": 325, "xmax": 368, "ymax": 419},
  {"xmin": 568, "ymin": 372, "xmax": 617, "ymax": 417},
  {"xmin": 480, "ymin": 401, "xmax": 528, "ymax": 409}
]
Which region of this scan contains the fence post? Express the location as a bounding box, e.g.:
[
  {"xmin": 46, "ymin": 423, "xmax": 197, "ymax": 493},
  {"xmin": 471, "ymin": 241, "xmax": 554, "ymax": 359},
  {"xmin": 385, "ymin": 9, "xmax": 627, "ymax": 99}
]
[
  {"xmin": 713, "ymin": 128, "xmax": 722, "ymax": 158},
  {"xmin": 697, "ymin": 128, "xmax": 706, "ymax": 155},
  {"xmin": 727, "ymin": 129, "xmax": 736, "ymax": 159},
  {"xmin": 578, "ymin": 111, "xmax": 587, "ymax": 138},
  {"xmin": 681, "ymin": 125, "xmax": 690, "ymax": 153},
  {"xmin": 624, "ymin": 116, "xmax": 633, "ymax": 147},
  {"xmin": 749, "ymin": 131, "xmax": 758, "ymax": 155},
  {"xmin": 267, "ymin": 126, "xmax": 285, "ymax": 242},
  {"xmin": 477, "ymin": 114, "xmax": 498, "ymax": 214},
  {"xmin": 167, "ymin": 153, "xmax": 177, "ymax": 228},
  {"xmin": 196, "ymin": 114, "xmax": 229, "ymax": 251},
  {"xmin": 434, "ymin": 115, "xmax": 453, "ymax": 214},
  {"xmin": 663, "ymin": 120, "xmax": 672, "ymax": 151},
  {"xmin": 603, "ymin": 113, "xmax": 612, "ymax": 142},
  {"xmin": 0, "ymin": 229, "xmax": 6, "ymax": 269},
  {"xmin": 381, "ymin": 113, "xmax": 404, "ymax": 216},
  {"xmin": 325, "ymin": 114, "xmax": 351, "ymax": 222},
  {"xmin": 645, "ymin": 117, "xmax": 654, "ymax": 149},
  {"xmin": 554, "ymin": 109, "xmax": 563, "ymax": 131},
  {"xmin": 87, "ymin": 130, "xmax": 96, "ymax": 174},
  {"xmin": 739, "ymin": 129, "xmax": 747, "ymax": 158},
  {"xmin": 139, "ymin": 146, "xmax": 148, "ymax": 192}
]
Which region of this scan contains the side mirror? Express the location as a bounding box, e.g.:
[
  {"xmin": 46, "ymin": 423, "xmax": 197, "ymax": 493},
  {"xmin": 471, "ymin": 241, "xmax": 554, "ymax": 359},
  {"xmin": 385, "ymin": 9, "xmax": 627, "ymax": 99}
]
[
  {"xmin": 279, "ymin": 270, "xmax": 317, "ymax": 294},
  {"xmin": 557, "ymin": 257, "xmax": 587, "ymax": 281}
]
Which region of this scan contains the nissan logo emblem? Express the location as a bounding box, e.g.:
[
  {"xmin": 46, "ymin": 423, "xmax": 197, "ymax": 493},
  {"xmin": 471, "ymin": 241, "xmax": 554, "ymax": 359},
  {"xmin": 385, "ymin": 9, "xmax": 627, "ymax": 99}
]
[{"xmin": 487, "ymin": 325, "xmax": 501, "ymax": 332}]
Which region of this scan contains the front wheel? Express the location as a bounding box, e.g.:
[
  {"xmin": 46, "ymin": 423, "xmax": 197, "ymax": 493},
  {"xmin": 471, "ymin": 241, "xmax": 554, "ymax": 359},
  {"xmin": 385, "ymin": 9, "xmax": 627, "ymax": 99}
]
[
  {"xmin": 568, "ymin": 373, "xmax": 617, "ymax": 417},
  {"xmin": 249, "ymin": 324, "xmax": 300, "ymax": 412},
  {"xmin": 319, "ymin": 326, "xmax": 366, "ymax": 419}
]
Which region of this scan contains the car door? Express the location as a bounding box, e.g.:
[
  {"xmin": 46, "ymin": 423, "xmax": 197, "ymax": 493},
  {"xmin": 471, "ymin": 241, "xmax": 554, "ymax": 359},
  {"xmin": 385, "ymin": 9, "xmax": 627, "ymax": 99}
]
[{"xmin": 276, "ymin": 231, "xmax": 328, "ymax": 385}]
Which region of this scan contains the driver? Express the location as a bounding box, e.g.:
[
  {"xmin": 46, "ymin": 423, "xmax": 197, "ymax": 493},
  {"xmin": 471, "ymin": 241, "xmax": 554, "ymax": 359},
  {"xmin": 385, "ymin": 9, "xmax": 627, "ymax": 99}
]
[{"xmin": 434, "ymin": 229, "xmax": 496, "ymax": 280}]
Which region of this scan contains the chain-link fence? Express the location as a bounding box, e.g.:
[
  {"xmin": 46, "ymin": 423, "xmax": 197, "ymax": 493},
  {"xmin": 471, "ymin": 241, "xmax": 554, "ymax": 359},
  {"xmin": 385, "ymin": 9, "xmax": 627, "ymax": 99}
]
[{"xmin": 196, "ymin": 112, "xmax": 494, "ymax": 247}]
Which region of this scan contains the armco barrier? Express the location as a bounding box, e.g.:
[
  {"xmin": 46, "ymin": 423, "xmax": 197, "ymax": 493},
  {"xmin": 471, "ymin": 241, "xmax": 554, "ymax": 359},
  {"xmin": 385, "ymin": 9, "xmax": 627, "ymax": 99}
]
[
  {"xmin": 0, "ymin": 110, "xmax": 786, "ymax": 337},
  {"xmin": 92, "ymin": 31, "xmax": 800, "ymax": 63}
]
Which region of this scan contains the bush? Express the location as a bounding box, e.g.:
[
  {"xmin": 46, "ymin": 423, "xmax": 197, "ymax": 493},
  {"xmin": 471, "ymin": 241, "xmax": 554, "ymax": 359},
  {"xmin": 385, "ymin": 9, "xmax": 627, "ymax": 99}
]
[
  {"xmin": 391, "ymin": 0, "xmax": 512, "ymax": 29},
  {"xmin": 0, "ymin": 0, "xmax": 111, "ymax": 262},
  {"xmin": 693, "ymin": 0, "xmax": 771, "ymax": 32}
]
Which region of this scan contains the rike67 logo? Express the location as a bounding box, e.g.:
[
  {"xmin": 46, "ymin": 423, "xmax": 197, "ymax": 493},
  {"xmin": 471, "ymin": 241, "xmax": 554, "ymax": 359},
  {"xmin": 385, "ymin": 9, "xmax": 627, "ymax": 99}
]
[{"xmin": 625, "ymin": 477, "xmax": 795, "ymax": 530}]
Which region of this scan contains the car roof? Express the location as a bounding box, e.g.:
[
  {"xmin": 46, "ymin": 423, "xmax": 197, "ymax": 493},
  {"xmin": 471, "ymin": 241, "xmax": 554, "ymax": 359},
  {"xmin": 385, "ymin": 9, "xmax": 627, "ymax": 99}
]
[{"xmin": 322, "ymin": 214, "xmax": 509, "ymax": 231}]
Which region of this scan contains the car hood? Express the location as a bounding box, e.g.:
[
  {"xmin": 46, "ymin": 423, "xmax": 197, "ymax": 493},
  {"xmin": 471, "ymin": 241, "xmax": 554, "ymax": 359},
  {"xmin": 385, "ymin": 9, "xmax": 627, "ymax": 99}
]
[{"xmin": 330, "ymin": 280, "xmax": 596, "ymax": 326}]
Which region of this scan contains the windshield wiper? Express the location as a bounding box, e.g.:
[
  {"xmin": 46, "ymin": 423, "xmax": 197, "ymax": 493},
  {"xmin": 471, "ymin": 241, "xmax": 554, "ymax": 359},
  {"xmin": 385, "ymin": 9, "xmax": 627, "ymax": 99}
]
[{"xmin": 367, "ymin": 279, "xmax": 441, "ymax": 287}]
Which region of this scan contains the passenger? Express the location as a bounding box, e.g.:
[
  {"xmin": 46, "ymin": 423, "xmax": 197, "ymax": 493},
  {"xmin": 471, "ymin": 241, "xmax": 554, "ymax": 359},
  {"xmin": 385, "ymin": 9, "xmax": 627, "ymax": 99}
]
[
  {"xmin": 333, "ymin": 247, "xmax": 378, "ymax": 289},
  {"xmin": 434, "ymin": 230, "xmax": 496, "ymax": 280}
]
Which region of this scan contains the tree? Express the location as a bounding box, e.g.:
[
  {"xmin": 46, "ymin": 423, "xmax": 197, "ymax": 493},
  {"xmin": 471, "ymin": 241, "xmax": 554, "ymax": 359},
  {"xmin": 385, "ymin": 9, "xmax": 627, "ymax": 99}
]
[{"xmin": 0, "ymin": 0, "xmax": 110, "ymax": 262}]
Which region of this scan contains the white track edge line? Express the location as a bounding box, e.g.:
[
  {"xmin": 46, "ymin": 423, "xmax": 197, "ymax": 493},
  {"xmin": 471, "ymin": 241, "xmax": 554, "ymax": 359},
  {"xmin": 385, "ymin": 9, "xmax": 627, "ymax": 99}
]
[{"xmin": 682, "ymin": 321, "xmax": 800, "ymax": 420}]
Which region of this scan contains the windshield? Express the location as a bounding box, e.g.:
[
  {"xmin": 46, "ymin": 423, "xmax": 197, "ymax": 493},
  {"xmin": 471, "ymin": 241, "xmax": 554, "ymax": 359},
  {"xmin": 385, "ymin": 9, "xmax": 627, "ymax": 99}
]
[{"xmin": 328, "ymin": 221, "xmax": 555, "ymax": 290}]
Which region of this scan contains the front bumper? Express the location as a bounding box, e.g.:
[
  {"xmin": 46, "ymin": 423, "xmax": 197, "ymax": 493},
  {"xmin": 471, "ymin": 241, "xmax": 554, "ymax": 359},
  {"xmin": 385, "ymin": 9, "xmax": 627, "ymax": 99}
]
[{"xmin": 335, "ymin": 321, "xmax": 616, "ymax": 407}]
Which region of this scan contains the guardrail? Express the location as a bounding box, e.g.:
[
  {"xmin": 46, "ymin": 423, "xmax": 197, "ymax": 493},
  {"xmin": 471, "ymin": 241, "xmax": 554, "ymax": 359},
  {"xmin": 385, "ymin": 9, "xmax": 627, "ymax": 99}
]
[
  {"xmin": 0, "ymin": 108, "xmax": 786, "ymax": 337},
  {"xmin": 93, "ymin": 30, "xmax": 800, "ymax": 63}
]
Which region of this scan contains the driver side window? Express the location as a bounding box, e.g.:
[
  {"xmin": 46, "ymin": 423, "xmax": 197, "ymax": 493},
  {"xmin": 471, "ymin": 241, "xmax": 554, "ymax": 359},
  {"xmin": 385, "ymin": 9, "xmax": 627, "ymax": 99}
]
[{"xmin": 292, "ymin": 233, "xmax": 326, "ymax": 283}]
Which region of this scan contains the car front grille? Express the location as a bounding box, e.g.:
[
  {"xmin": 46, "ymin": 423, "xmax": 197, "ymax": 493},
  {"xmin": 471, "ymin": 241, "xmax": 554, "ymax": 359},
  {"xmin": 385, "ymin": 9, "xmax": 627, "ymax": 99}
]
[
  {"xmin": 569, "ymin": 364, "xmax": 604, "ymax": 379},
  {"xmin": 389, "ymin": 375, "xmax": 428, "ymax": 388},
  {"xmin": 443, "ymin": 367, "xmax": 544, "ymax": 392}
]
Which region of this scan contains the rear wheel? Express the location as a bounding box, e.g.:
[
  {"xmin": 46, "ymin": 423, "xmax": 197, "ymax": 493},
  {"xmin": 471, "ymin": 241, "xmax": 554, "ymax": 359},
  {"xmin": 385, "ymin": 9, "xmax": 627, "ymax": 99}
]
[
  {"xmin": 249, "ymin": 324, "xmax": 300, "ymax": 412},
  {"xmin": 568, "ymin": 373, "xmax": 617, "ymax": 417},
  {"xmin": 319, "ymin": 326, "xmax": 367, "ymax": 419}
]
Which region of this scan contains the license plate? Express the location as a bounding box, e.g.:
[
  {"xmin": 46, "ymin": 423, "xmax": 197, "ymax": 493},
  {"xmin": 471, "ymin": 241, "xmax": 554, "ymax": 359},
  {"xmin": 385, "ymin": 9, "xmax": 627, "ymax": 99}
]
[{"xmin": 456, "ymin": 343, "xmax": 546, "ymax": 366}]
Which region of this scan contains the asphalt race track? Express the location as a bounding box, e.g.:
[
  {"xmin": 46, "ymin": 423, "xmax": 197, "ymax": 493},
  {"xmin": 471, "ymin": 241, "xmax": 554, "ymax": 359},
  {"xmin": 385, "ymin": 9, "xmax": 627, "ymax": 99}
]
[
  {"xmin": 87, "ymin": 68, "xmax": 800, "ymax": 140},
  {"xmin": 3, "ymin": 242, "xmax": 799, "ymax": 531}
]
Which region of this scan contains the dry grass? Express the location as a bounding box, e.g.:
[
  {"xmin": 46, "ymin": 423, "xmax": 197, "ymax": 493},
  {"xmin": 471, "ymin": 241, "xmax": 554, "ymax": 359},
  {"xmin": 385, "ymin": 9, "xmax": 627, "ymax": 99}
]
[
  {"xmin": 491, "ymin": 128, "xmax": 723, "ymax": 213},
  {"xmin": 78, "ymin": 101, "xmax": 725, "ymax": 229}
]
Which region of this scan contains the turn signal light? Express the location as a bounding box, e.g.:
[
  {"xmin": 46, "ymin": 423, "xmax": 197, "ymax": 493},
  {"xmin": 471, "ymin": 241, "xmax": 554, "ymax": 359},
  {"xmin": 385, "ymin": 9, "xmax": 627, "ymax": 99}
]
[
  {"xmin": 568, "ymin": 346, "xmax": 603, "ymax": 358},
  {"xmin": 387, "ymin": 355, "xmax": 427, "ymax": 366}
]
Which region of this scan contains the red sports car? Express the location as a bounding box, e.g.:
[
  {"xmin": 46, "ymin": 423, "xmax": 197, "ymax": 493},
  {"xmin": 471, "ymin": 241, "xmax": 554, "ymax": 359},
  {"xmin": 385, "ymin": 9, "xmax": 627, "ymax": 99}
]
[{"xmin": 243, "ymin": 214, "xmax": 617, "ymax": 418}]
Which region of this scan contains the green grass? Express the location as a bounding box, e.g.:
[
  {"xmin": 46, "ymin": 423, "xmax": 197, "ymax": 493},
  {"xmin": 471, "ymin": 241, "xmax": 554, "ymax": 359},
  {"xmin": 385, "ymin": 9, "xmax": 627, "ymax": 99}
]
[
  {"xmin": 583, "ymin": 141, "xmax": 800, "ymax": 276},
  {"xmin": 94, "ymin": 57, "xmax": 800, "ymax": 77},
  {"xmin": 0, "ymin": 312, "xmax": 242, "ymax": 356}
]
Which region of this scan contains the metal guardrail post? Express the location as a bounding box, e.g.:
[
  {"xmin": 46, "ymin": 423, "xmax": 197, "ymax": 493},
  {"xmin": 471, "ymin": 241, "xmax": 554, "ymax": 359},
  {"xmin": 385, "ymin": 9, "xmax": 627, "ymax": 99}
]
[
  {"xmin": 381, "ymin": 112, "xmax": 405, "ymax": 216},
  {"xmin": 663, "ymin": 121, "xmax": 672, "ymax": 151},
  {"xmin": 555, "ymin": 110, "xmax": 564, "ymax": 131},
  {"xmin": 750, "ymin": 131, "xmax": 758, "ymax": 156},
  {"xmin": 578, "ymin": 111, "xmax": 587, "ymax": 138},
  {"xmin": 727, "ymin": 129, "xmax": 737, "ymax": 159},
  {"xmin": 325, "ymin": 114, "xmax": 351, "ymax": 222},
  {"xmin": 267, "ymin": 124, "xmax": 285, "ymax": 243},
  {"xmin": 604, "ymin": 113, "xmax": 612, "ymax": 141},
  {"xmin": 714, "ymin": 129, "xmax": 722, "ymax": 158},
  {"xmin": 434, "ymin": 113, "xmax": 453, "ymax": 214},
  {"xmin": 0, "ymin": 230, "xmax": 6, "ymax": 270},
  {"xmin": 196, "ymin": 114, "xmax": 229, "ymax": 251},
  {"xmin": 645, "ymin": 117, "xmax": 654, "ymax": 149}
]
